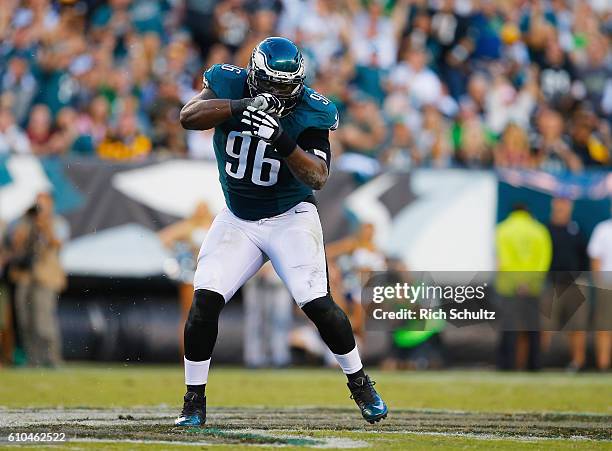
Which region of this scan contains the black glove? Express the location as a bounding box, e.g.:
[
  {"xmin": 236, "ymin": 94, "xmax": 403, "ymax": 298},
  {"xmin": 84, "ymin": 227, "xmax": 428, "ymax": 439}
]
[
  {"xmin": 230, "ymin": 93, "xmax": 284, "ymax": 118},
  {"xmin": 240, "ymin": 107, "xmax": 296, "ymax": 157}
]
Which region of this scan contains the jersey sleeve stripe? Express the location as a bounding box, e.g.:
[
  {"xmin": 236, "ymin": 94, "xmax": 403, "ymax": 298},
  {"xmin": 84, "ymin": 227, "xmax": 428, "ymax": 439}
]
[{"xmin": 312, "ymin": 149, "xmax": 327, "ymax": 161}]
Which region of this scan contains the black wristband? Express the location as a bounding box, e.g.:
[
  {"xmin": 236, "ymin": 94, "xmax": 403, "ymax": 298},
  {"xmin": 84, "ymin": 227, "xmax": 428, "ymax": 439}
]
[
  {"xmin": 273, "ymin": 130, "xmax": 297, "ymax": 158},
  {"xmin": 230, "ymin": 99, "xmax": 250, "ymax": 118}
]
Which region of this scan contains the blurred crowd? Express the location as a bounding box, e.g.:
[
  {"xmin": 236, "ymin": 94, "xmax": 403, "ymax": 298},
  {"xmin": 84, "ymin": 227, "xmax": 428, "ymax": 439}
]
[{"xmin": 0, "ymin": 0, "xmax": 610, "ymax": 171}]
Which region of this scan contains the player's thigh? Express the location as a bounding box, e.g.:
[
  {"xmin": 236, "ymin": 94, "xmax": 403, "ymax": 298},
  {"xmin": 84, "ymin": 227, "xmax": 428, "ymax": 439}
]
[
  {"xmin": 194, "ymin": 213, "xmax": 264, "ymax": 302},
  {"xmin": 266, "ymin": 203, "xmax": 328, "ymax": 307}
]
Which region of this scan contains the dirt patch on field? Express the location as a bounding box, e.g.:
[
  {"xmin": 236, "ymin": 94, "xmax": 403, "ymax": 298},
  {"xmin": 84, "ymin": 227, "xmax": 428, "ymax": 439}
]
[{"xmin": 0, "ymin": 408, "xmax": 610, "ymax": 446}]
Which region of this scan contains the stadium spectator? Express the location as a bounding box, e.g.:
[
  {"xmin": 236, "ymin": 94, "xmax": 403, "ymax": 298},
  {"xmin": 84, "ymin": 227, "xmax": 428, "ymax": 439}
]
[
  {"xmin": 543, "ymin": 197, "xmax": 589, "ymax": 372},
  {"xmin": 462, "ymin": 73, "xmax": 489, "ymax": 119},
  {"xmin": 214, "ymin": 0, "xmax": 251, "ymax": 54},
  {"xmin": 494, "ymin": 123, "xmax": 534, "ymax": 169},
  {"xmin": 381, "ymin": 120, "xmax": 415, "ymax": 169},
  {"xmin": 336, "ymin": 93, "xmax": 386, "ymax": 177},
  {"xmin": 49, "ymin": 107, "xmax": 82, "ymax": 155},
  {"xmin": 1, "ymin": 55, "xmax": 37, "ymax": 125},
  {"xmin": 348, "ymin": 0, "xmax": 408, "ymax": 71},
  {"xmin": 97, "ymin": 112, "xmax": 152, "ymax": 160},
  {"xmin": 452, "ymin": 100, "xmax": 494, "ymax": 168},
  {"xmin": 280, "ymin": 0, "xmax": 348, "ymax": 71},
  {"xmin": 587, "ymin": 206, "xmax": 612, "ymax": 370},
  {"xmin": 9, "ymin": 192, "xmax": 69, "ymax": 367},
  {"xmin": 387, "ymin": 45, "xmax": 445, "ymax": 111},
  {"xmin": 74, "ymin": 96, "xmax": 111, "ymax": 155},
  {"xmin": 0, "ymin": 106, "xmax": 31, "ymax": 155},
  {"xmin": 415, "ymin": 104, "xmax": 452, "ymax": 167},
  {"xmin": 33, "ymin": 7, "xmax": 85, "ymax": 116},
  {"xmin": 150, "ymin": 77, "xmax": 187, "ymax": 156},
  {"xmin": 495, "ymin": 204, "xmax": 552, "ymax": 371},
  {"xmin": 468, "ymin": 0, "xmax": 503, "ymax": 62},
  {"xmin": 182, "ymin": 0, "xmax": 218, "ymax": 59},
  {"xmin": 485, "ymin": 71, "xmax": 538, "ymax": 136},
  {"xmin": 577, "ymin": 35, "xmax": 612, "ymax": 119},
  {"xmin": 427, "ymin": 0, "xmax": 472, "ymax": 99},
  {"xmin": 234, "ymin": 7, "xmax": 280, "ymax": 68},
  {"xmin": 26, "ymin": 104, "xmax": 56, "ymax": 155},
  {"xmin": 243, "ymin": 264, "xmax": 292, "ymax": 369},
  {"xmin": 537, "ymin": 39, "xmax": 577, "ymax": 114},
  {"xmin": 567, "ymin": 109, "xmax": 611, "ymax": 168},
  {"xmin": 532, "ymin": 108, "xmax": 582, "ymax": 173}
]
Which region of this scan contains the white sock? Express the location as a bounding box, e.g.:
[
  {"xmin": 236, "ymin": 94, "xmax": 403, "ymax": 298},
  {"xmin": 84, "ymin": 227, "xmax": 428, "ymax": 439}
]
[
  {"xmin": 333, "ymin": 347, "xmax": 363, "ymax": 375},
  {"xmin": 184, "ymin": 357, "xmax": 211, "ymax": 385}
]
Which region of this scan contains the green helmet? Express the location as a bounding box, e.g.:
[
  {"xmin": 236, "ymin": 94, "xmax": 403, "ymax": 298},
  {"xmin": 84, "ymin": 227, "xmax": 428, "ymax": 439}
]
[{"xmin": 247, "ymin": 37, "xmax": 305, "ymax": 116}]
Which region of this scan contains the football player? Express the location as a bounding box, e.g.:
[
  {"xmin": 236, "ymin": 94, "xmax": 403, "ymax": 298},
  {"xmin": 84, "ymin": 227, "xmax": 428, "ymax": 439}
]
[{"xmin": 175, "ymin": 37, "xmax": 387, "ymax": 426}]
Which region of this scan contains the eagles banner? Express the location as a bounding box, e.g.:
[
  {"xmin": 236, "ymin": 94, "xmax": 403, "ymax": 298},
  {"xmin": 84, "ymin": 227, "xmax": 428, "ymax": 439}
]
[
  {"xmin": 2, "ymin": 156, "xmax": 418, "ymax": 277},
  {"xmin": 1, "ymin": 155, "xmax": 610, "ymax": 278}
]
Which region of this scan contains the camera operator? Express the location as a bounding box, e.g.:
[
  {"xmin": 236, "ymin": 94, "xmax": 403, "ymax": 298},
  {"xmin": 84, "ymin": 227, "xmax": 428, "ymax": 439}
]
[{"xmin": 9, "ymin": 192, "xmax": 68, "ymax": 367}]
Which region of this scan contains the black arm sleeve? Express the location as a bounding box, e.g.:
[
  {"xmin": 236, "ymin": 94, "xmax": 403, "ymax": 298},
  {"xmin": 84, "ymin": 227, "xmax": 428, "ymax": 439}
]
[{"xmin": 296, "ymin": 128, "xmax": 331, "ymax": 169}]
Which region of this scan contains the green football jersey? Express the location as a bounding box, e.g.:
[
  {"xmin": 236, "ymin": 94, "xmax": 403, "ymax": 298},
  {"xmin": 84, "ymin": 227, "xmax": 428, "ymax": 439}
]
[{"xmin": 203, "ymin": 63, "xmax": 338, "ymax": 220}]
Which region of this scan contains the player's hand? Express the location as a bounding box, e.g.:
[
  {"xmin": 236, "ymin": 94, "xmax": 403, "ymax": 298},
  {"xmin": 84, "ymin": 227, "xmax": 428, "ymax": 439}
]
[
  {"xmin": 230, "ymin": 94, "xmax": 283, "ymax": 118},
  {"xmin": 240, "ymin": 107, "xmax": 282, "ymax": 142},
  {"xmin": 251, "ymin": 93, "xmax": 284, "ymax": 116},
  {"xmin": 241, "ymin": 107, "xmax": 297, "ymax": 158}
]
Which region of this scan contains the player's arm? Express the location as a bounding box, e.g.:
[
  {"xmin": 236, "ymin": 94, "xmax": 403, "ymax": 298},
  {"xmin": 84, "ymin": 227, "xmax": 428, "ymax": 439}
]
[
  {"xmin": 284, "ymin": 127, "xmax": 332, "ymax": 190},
  {"xmin": 180, "ymin": 89, "xmax": 284, "ymax": 131},
  {"xmin": 179, "ymin": 88, "xmax": 230, "ymax": 130},
  {"xmin": 285, "ymin": 143, "xmax": 329, "ymax": 190}
]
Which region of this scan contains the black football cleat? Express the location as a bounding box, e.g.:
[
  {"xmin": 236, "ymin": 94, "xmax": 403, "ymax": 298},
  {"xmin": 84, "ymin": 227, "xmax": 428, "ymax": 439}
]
[
  {"xmin": 175, "ymin": 391, "xmax": 206, "ymax": 426},
  {"xmin": 348, "ymin": 375, "xmax": 388, "ymax": 424}
]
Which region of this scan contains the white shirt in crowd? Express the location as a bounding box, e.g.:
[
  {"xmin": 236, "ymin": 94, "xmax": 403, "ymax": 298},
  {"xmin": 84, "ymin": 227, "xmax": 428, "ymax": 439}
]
[
  {"xmin": 388, "ymin": 63, "xmax": 443, "ymax": 108},
  {"xmin": 350, "ymin": 13, "xmax": 398, "ymax": 69},
  {"xmin": 588, "ymin": 218, "xmax": 612, "ymax": 272},
  {"xmin": 0, "ymin": 124, "xmax": 31, "ymax": 155}
]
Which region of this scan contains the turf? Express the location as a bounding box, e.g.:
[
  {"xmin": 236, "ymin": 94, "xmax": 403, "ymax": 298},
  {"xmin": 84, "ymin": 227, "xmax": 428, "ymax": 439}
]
[
  {"xmin": 1, "ymin": 365, "xmax": 610, "ymax": 412},
  {"xmin": 0, "ymin": 365, "xmax": 610, "ymax": 450}
]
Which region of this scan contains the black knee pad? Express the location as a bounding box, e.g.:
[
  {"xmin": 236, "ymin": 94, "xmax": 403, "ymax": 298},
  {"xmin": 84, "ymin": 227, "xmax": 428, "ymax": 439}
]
[
  {"xmin": 184, "ymin": 289, "xmax": 225, "ymax": 361},
  {"xmin": 188, "ymin": 289, "xmax": 225, "ymax": 323},
  {"xmin": 301, "ymin": 295, "xmax": 346, "ymax": 324},
  {"xmin": 301, "ymin": 295, "xmax": 355, "ymax": 355}
]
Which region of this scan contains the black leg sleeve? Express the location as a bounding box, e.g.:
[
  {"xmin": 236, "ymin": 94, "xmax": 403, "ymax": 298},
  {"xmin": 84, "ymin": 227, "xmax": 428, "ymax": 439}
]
[
  {"xmin": 301, "ymin": 295, "xmax": 356, "ymax": 355},
  {"xmin": 184, "ymin": 289, "xmax": 225, "ymax": 361}
]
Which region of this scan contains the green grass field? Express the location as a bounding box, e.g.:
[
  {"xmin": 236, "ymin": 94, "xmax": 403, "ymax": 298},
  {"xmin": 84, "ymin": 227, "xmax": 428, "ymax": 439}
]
[{"xmin": 0, "ymin": 365, "xmax": 610, "ymax": 450}]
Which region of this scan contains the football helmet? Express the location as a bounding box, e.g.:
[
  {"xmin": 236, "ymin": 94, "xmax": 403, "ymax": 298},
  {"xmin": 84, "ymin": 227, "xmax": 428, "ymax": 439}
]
[{"xmin": 247, "ymin": 37, "xmax": 305, "ymax": 116}]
